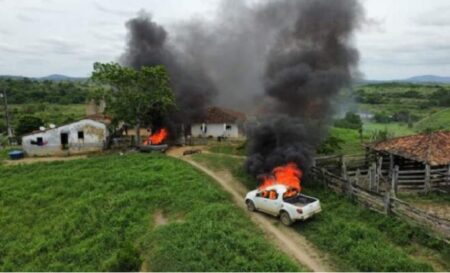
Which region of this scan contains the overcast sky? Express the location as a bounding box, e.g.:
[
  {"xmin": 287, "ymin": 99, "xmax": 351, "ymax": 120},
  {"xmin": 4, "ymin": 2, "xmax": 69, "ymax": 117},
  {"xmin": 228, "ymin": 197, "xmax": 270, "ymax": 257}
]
[{"xmin": 0, "ymin": 0, "xmax": 449, "ymax": 80}]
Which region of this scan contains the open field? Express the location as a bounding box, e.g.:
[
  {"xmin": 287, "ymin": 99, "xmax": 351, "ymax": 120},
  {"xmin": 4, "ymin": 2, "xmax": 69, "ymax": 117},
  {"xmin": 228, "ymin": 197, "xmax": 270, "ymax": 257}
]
[
  {"xmin": 191, "ymin": 152, "xmax": 450, "ymax": 272},
  {"xmin": 415, "ymin": 108, "xmax": 450, "ymax": 132},
  {"xmin": 363, "ymin": 121, "xmax": 415, "ymax": 136},
  {"xmin": 0, "ymin": 153, "xmax": 302, "ymax": 271}
]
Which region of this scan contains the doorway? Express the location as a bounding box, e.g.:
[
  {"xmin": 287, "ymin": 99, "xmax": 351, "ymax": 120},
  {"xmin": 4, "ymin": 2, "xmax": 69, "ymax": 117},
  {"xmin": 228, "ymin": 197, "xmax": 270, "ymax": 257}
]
[{"xmin": 60, "ymin": 132, "xmax": 69, "ymax": 150}]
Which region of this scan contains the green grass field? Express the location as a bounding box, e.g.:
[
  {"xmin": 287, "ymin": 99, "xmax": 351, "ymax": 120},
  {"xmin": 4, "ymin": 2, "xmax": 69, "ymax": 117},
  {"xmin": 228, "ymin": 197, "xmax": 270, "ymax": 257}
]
[
  {"xmin": 191, "ymin": 153, "xmax": 450, "ymax": 272},
  {"xmin": 363, "ymin": 122, "xmax": 415, "ymax": 137},
  {"xmin": 415, "ymin": 108, "xmax": 450, "ymax": 132},
  {"xmin": 0, "ymin": 153, "xmax": 302, "ymax": 271}
]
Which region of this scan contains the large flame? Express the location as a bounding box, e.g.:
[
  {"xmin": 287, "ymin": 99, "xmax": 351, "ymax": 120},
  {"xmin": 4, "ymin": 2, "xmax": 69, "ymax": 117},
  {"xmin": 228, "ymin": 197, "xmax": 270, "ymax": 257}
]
[
  {"xmin": 143, "ymin": 128, "xmax": 168, "ymax": 145},
  {"xmin": 258, "ymin": 162, "xmax": 302, "ymax": 193}
]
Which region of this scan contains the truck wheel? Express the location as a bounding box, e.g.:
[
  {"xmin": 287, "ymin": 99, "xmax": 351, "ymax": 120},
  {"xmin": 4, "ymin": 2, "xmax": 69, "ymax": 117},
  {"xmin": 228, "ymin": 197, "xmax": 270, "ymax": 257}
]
[
  {"xmin": 280, "ymin": 211, "xmax": 293, "ymax": 226},
  {"xmin": 246, "ymin": 200, "xmax": 256, "ymax": 212}
]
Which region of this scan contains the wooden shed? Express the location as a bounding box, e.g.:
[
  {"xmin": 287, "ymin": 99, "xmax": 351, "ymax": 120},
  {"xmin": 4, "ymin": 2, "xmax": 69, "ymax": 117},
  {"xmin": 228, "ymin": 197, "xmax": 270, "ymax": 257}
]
[{"xmin": 368, "ymin": 131, "xmax": 450, "ymax": 193}]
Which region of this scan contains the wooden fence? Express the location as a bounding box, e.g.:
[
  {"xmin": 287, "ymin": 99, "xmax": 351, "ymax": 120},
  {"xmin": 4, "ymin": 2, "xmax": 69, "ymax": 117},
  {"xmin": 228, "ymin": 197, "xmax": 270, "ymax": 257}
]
[
  {"xmin": 315, "ymin": 153, "xmax": 450, "ymax": 194},
  {"xmin": 311, "ymin": 166, "xmax": 450, "ymax": 242}
]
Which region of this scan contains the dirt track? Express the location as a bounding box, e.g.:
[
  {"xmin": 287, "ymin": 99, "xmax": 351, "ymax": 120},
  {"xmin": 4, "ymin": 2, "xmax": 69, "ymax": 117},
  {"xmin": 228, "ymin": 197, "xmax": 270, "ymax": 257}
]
[{"xmin": 168, "ymin": 147, "xmax": 334, "ymax": 272}]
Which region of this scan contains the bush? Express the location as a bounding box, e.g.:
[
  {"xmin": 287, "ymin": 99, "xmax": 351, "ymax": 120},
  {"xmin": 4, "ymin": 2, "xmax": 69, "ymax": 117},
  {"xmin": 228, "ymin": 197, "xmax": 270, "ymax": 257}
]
[
  {"xmin": 373, "ymin": 112, "xmax": 391, "ymax": 123},
  {"xmin": 334, "ymin": 112, "xmax": 363, "ymax": 130},
  {"xmin": 317, "ymin": 134, "xmax": 344, "ymax": 155}
]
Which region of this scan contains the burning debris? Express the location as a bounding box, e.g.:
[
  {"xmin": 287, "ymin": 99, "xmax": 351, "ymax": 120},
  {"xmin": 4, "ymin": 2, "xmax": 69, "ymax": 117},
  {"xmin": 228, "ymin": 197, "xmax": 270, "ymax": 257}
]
[
  {"xmin": 141, "ymin": 128, "xmax": 169, "ymax": 152},
  {"xmin": 143, "ymin": 128, "xmax": 169, "ymax": 145}
]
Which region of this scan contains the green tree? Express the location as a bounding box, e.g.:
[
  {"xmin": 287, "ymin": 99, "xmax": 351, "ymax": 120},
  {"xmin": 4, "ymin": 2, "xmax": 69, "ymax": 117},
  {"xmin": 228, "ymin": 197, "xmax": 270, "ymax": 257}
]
[
  {"xmin": 91, "ymin": 63, "xmax": 176, "ymax": 146},
  {"xmin": 334, "ymin": 111, "xmax": 363, "ymax": 130},
  {"xmin": 15, "ymin": 115, "xmax": 43, "ymax": 137}
]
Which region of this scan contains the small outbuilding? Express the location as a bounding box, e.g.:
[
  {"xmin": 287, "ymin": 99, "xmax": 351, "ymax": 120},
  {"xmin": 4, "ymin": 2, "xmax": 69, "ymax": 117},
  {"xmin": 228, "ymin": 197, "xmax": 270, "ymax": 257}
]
[
  {"xmin": 191, "ymin": 106, "xmax": 246, "ymax": 138},
  {"xmin": 22, "ymin": 119, "xmax": 108, "ymax": 156},
  {"xmin": 368, "ymin": 131, "xmax": 450, "ymax": 193}
]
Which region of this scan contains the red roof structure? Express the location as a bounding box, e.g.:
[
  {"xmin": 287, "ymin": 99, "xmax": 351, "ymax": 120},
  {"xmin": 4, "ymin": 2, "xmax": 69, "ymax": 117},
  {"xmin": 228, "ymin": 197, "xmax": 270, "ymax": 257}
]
[
  {"xmin": 204, "ymin": 107, "xmax": 246, "ymax": 123},
  {"xmin": 370, "ymin": 131, "xmax": 450, "ymax": 166}
]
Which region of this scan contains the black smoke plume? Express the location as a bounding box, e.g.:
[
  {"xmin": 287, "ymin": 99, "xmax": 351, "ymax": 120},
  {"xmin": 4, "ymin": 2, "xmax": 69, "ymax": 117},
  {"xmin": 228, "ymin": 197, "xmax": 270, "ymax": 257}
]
[
  {"xmin": 119, "ymin": 1, "xmax": 363, "ymax": 178},
  {"xmin": 246, "ymin": 0, "xmax": 363, "ymax": 177},
  {"xmin": 120, "ymin": 12, "xmax": 217, "ymax": 129}
]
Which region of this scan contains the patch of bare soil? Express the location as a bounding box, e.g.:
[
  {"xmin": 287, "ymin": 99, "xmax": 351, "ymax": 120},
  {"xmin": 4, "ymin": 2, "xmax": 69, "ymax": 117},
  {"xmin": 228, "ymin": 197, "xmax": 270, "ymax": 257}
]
[
  {"xmin": 153, "ymin": 210, "xmax": 169, "ymax": 227},
  {"xmin": 413, "ymin": 203, "xmax": 450, "ymax": 220},
  {"xmin": 4, "ymin": 155, "xmax": 87, "ymax": 166},
  {"xmin": 168, "ymin": 148, "xmax": 335, "ymax": 272}
]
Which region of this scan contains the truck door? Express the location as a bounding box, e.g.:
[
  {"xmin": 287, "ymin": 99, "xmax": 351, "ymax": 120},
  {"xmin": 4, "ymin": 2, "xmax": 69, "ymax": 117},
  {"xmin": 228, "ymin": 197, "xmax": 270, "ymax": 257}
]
[
  {"xmin": 254, "ymin": 190, "xmax": 271, "ymax": 212},
  {"xmin": 266, "ymin": 190, "xmax": 283, "ymax": 215}
]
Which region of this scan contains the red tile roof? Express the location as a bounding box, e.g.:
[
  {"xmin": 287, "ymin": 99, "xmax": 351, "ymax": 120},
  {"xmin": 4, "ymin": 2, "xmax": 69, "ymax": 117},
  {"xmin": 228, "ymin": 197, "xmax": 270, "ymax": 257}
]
[
  {"xmin": 204, "ymin": 107, "xmax": 246, "ymax": 123},
  {"xmin": 371, "ymin": 131, "xmax": 450, "ymax": 166}
]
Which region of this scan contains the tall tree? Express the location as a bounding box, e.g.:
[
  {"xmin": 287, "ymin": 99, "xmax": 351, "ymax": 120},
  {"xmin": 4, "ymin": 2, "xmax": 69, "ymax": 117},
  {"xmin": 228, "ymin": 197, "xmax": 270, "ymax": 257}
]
[{"xmin": 91, "ymin": 63, "xmax": 176, "ymax": 146}]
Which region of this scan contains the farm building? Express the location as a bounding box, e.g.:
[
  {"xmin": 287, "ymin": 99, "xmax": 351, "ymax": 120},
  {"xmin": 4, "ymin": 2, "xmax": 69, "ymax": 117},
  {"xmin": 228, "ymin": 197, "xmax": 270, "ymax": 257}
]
[
  {"xmin": 22, "ymin": 119, "xmax": 108, "ymax": 156},
  {"xmin": 191, "ymin": 107, "xmax": 246, "ymax": 138},
  {"xmin": 367, "ymin": 131, "xmax": 450, "ymax": 193}
]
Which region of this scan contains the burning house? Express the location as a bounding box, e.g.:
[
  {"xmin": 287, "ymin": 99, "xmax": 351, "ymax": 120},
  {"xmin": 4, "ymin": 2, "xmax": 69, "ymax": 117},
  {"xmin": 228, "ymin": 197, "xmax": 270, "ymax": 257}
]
[
  {"xmin": 22, "ymin": 118, "xmax": 109, "ymax": 156},
  {"xmin": 190, "ymin": 107, "xmax": 246, "ymax": 139}
]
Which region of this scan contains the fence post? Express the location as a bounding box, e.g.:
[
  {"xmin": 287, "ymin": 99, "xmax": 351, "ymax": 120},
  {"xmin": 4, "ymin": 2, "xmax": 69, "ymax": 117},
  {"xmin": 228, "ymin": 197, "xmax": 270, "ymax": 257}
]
[
  {"xmin": 321, "ymin": 167, "xmax": 327, "ymax": 187},
  {"xmin": 356, "ymin": 168, "xmax": 361, "ymax": 187},
  {"xmin": 425, "ymin": 164, "xmax": 431, "ymax": 193},
  {"xmin": 388, "ymin": 154, "xmax": 394, "ymax": 179},
  {"xmin": 341, "ymin": 156, "xmax": 348, "ymax": 180},
  {"xmin": 384, "ymin": 190, "xmax": 391, "ymax": 215},
  {"xmin": 369, "ymin": 162, "xmax": 376, "ymax": 191},
  {"xmin": 377, "ymin": 156, "xmax": 383, "ymax": 192},
  {"xmin": 391, "ymin": 165, "xmax": 399, "ymax": 197},
  {"xmin": 446, "ymin": 164, "xmax": 450, "ymax": 190}
]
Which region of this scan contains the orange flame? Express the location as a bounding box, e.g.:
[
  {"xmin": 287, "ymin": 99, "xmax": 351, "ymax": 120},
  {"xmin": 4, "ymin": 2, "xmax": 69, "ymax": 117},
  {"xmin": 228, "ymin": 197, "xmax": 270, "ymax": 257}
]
[
  {"xmin": 143, "ymin": 128, "xmax": 168, "ymax": 145},
  {"xmin": 258, "ymin": 162, "xmax": 302, "ymax": 193}
]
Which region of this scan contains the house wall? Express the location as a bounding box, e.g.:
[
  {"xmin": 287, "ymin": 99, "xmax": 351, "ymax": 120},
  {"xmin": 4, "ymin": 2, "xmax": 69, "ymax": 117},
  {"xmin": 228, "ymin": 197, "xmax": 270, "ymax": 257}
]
[
  {"xmin": 22, "ymin": 119, "xmax": 108, "ymax": 156},
  {"xmin": 191, "ymin": 123, "xmax": 239, "ymax": 138}
]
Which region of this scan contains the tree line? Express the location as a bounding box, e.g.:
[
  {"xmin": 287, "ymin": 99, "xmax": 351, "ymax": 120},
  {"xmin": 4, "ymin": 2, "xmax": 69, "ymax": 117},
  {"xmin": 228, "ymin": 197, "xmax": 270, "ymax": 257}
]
[{"xmin": 0, "ymin": 78, "xmax": 90, "ymax": 104}]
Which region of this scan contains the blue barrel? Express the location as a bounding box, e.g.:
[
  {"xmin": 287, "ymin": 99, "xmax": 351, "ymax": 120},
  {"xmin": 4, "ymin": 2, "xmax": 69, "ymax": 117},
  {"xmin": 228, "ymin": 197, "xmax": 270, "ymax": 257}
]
[{"xmin": 8, "ymin": 150, "xmax": 24, "ymax": 160}]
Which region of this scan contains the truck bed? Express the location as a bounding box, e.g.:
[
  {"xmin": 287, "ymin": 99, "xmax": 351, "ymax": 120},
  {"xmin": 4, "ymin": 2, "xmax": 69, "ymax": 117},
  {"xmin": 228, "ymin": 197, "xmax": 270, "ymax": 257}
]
[{"xmin": 283, "ymin": 194, "xmax": 317, "ymax": 208}]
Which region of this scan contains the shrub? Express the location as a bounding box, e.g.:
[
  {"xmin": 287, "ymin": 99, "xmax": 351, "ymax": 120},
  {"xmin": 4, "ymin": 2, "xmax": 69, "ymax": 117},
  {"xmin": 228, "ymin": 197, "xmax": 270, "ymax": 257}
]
[{"xmin": 334, "ymin": 112, "xmax": 363, "ymax": 130}]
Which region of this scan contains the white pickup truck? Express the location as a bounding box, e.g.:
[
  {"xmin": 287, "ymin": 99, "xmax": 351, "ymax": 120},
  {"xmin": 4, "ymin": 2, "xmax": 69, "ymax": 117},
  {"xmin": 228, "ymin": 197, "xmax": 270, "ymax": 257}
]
[{"xmin": 245, "ymin": 185, "xmax": 322, "ymax": 226}]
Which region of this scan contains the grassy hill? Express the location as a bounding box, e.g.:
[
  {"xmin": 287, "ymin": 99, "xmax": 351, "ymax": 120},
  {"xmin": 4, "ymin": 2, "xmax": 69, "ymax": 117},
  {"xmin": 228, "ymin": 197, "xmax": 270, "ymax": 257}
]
[
  {"xmin": 415, "ymin": 108, "xmax": 450, "ymax": 132},
  {"xmin": 0, "ymin": 153, "xmax": 301, "ymax": 271}
]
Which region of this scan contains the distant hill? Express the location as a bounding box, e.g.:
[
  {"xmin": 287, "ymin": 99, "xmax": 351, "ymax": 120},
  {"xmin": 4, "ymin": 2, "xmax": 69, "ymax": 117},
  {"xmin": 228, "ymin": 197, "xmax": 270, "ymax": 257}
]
[
  {"xmin": 38, "ymin": 74, "xmax": 87, "ymax": 81},
  {"xmin": 0, "ymin": 74, "xmax": 87, "ymax": 82},
  {"xmin": 361, "ymin": 75, "xmax": 450, "ymax": 84},
  {"xmin": 402, "ymin": 75, "xmax": 450, "ymax": 84}
]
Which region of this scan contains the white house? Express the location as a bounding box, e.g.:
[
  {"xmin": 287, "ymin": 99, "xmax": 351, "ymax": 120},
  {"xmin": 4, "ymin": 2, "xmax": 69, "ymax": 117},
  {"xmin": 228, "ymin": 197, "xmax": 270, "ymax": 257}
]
[
  {"xmin": 22, "ymin": 119, "xmax": 108, "ymax": 156},
  {"xmin": 191, "ymin": 107, "xmax": 246, "ymax": 138}
]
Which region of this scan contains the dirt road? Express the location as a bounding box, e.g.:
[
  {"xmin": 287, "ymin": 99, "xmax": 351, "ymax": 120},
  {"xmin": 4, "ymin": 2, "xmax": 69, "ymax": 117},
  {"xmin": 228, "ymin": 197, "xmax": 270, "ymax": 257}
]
[{"xmin": 168, "ymin": 147, "xmax": 334, "ymax": 272}]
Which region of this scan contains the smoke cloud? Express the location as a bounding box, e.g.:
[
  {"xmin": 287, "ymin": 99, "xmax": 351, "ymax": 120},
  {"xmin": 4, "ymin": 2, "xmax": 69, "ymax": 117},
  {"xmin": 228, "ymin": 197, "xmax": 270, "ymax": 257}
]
[
  {"xmin": 246, "ymin": 0, "xmax": 363, "ymax": 178},
  {"xmin": 119, "ymin": 0, "xmax": 363, "ymax": 179}
]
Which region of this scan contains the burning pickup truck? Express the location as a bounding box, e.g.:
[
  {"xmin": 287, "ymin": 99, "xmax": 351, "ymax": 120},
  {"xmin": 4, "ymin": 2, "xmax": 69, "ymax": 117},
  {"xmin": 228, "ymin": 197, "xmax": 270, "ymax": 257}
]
[
  {"xmin": 245, "ymin": 163, "xmax": 321, "ymax": 225},
  {"xmin": 245, "ymin": 185, "xmax": 321, "ymax": 225}
]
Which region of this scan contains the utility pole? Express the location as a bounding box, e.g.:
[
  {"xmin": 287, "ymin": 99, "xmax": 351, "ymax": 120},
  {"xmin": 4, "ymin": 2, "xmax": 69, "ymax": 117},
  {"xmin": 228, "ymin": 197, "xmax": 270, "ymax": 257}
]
[{"xmin": 0, "ymin": 88, "xmax": 13, "ymax": 144}]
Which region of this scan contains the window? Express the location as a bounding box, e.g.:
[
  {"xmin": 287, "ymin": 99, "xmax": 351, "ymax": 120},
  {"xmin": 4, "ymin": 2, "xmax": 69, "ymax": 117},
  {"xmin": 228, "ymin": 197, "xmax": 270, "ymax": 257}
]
[
  {"xmin": 78, "ymin": 131, "xmax": 84, "ymax": 140},
  {"xmin": 226, "ymin": 124, "xmax": 232, "ymax": 130},
  {"xmin": 36, "ymin": 137, "xmax": 43, "ymax": 145},
  {"xmin": 257, "ymin": 190, "xmax": 278, "ymax": 200}
]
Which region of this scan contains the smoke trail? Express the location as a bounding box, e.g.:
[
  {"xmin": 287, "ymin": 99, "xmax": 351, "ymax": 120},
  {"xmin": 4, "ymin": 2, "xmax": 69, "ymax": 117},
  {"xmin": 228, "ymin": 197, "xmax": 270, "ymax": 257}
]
[{"xmin": 246, "ymin": 0, "xmax": 363, "ymax": 177}]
